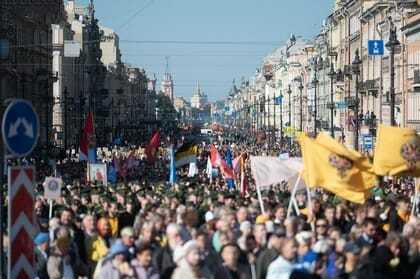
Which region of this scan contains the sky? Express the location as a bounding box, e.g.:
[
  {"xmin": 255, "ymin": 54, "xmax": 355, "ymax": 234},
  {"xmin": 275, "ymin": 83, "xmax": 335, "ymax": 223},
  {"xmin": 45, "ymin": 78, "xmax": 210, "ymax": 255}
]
[{"xmin": 81, "ymin": 0, "xmax": 333, "ymax": 102}]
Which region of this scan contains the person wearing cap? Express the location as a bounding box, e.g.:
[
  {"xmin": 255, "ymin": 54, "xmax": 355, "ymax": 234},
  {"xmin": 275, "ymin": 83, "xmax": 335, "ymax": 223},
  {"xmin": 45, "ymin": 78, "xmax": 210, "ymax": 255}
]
[
  {"xmin": 172, "ymin": 240, "xmax": 213, "ymax": 279},
  {"xmin": 97, "ymin": 240, "xmax": 135, "ymax": 279},
  {"xmin": 34, "ymin": 232, "xmax": 50, "ymax": 279},
  {"xmin": 121, "ymin": 227, "xmax": 136, "ymax": 260}
]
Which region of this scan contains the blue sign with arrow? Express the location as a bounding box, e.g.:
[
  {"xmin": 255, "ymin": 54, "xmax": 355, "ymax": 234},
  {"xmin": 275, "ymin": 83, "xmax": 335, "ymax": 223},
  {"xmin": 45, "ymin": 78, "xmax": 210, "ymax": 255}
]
[
  {"xmin": 363, "ymin": 135, "xmax": 373, "ymax": 150},
  {"xmin": 2, "ymin": 100, "xmax": 39, "ymax": 157},
  {"xmin": 368, "ymin": 40, "xmax": 384, "ymax": 56}
]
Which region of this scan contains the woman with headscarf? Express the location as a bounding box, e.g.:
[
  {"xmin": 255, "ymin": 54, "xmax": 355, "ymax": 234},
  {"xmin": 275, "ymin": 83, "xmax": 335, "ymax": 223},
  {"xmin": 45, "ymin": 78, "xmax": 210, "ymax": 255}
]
[{"xmin": 171, "ymin": 240, "xmax": 213, "ymax": 279}]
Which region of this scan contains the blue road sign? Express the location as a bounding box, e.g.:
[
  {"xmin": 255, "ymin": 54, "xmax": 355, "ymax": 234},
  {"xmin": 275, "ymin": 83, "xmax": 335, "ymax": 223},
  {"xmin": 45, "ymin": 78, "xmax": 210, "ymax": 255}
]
[
  {"xmin": 336, "ymin": 101, "xmax": 347, "ymax": 109},
  {"xmin": 363, "ymin": 136, "xmax": 373, "ymax": 150},
  {"xmin": 274, "ymin": 96, "xmax": 283, "ymax": 105},
  {"xmin": 368, "ymin": 40, "xmax": 384, "ymax": 56},
  {"xmin": 2, "ymin": 100, "xmax": 39, "ymax": 157}
]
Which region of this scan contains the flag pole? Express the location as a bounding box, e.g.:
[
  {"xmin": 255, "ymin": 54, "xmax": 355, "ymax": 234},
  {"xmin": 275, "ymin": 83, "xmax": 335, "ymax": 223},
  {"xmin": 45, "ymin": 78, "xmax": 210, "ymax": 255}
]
[
  {"xmin": 306, "ymin": 185, "xmax": 315, "ymax": 231},
  {"xmin": 412, "ymin": 178, "xmax": 419, "ymax": 217},
  {"xmin": 256, "ymin": 185, "xmax": 265, "ymax": 215},
  {"xmin": 287, "ymin": 175, "xmax": 301, "ymax": 218}
]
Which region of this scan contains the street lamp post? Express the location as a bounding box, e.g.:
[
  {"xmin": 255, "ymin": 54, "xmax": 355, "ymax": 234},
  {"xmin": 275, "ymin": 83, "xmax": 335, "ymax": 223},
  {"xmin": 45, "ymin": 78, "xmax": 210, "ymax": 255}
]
[
  {"xmin": 385, "ymin": 17, "xmax": 401, "ymax": 126},
  {"xmin": 312, "ymin": 59, "xmax": 319, "ymax": 136},
  {"xmin": 298, "ymin": 79, "xmax": 304, "ymax": 132},
  {"xmin": 287, "ymin": 85, "xmax": 292, "ymax": 145},
  {"xmin": 352, "ymin": 49, "xmax": 362, "ymax": 151},
  {"xmin": 328, "ymin": 60, "xmax": 336, "ymax": 137}
]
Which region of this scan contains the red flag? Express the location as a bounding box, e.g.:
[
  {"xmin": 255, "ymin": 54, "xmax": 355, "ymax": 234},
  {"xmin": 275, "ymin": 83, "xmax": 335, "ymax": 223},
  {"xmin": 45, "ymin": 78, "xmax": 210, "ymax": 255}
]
[
  {"xmin": 240, "ymin": 155, "xmax": 248, "ymax": 196},
  {"xmin": 79, "ymin": 112, "xmax": 94, "ymax": 161},
  {"xmin": 146, "ymin": 131, "xmax": 160, "ymax": 163},
  {"xmin": 210, "ymin": 145, "xmax": 221, "ymax": 167},
  {"xmin": 210, "ymin": 145, "xmax": 234, "ymax": 179}
]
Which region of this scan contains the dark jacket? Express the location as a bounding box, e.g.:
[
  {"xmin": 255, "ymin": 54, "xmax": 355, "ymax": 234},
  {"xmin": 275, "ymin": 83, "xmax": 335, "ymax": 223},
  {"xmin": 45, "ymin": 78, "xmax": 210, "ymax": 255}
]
[
  {"xmin": 154, "ymin": 245, "xmax": 176, "ymax": 279},
  {"xmin": 35, "ymin": 247, "xmax": 49, "ymax": 279},
  {"xmin": 214, "ymin": 263, "xmax": 252, "ymax": 279},
  {"xmin": 255, "ymin": 248, "xmax": 278, "ymax": 279}
]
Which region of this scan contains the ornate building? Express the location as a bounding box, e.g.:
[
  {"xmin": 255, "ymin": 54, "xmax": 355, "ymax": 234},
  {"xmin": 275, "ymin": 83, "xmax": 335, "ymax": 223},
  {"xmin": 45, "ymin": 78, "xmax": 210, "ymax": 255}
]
[
  {"xmin": 191, "ymin": 82, "xmax": 208, "ymax": 109},
  {"xmin": 161, "ymin": 72, "xmax": 174, "ymax": 102},
  {"xmin": 0, "ymin": 0, "xmax": 65, "ymax": 151}
]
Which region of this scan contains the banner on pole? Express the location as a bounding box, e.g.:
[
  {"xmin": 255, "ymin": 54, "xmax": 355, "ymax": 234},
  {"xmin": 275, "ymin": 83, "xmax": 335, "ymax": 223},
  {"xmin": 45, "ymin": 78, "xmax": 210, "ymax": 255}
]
[
  {"xmin": 8, "ymin": 166, "xmax": 36, "ymax": 279},
  {"xmin": 87, "ymin": 163, "xmax": 107, "ymax": 186},
  {"xmin": 43, "ymin": 177, "xmax": 62, "ymax": 200}
]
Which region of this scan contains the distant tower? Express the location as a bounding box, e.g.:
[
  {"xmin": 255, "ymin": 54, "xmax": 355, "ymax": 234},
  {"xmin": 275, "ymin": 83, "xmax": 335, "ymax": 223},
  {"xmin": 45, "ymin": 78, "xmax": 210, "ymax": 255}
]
[
  {"xmin": 191, "ymin": 81, "xmax": 208, "ymax": 109},
  {"xmin": 160, "ymin": 56, "xmax": 174, "ymax": 102}
]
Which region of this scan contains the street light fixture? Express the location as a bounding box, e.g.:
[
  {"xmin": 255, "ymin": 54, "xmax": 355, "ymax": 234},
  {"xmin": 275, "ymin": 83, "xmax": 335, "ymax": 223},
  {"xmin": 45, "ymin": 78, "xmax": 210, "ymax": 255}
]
[
  {"xmin": 287, "ymin": 84, "xmax": 292, "ymax": 145},
  {"xmin": 312, "ymin": 57, "xmax": 320, "ymax": 136},
  {"xmin": 295, "ymin": 77, "xmax": 304, "ymax": 132},
  {"xmin": 328, "ymin": 58, "xmax": 336, "ymax": 138},
  {"xmin": 385, "ymin": 17, "xmax": 401, "ymax": 126},
  {"xmin": 352, "ymin": 49, "xmax": 361, "ymax": 151}
]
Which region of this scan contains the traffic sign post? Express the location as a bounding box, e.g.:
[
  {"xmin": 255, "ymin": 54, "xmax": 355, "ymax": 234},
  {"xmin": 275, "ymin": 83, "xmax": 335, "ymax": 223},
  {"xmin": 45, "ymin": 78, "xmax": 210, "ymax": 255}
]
[
  {"xmin": 368, "ymin": 40, "xmax": 384, "ymax": 56},
  {"xmin": 2, "ymin": 100, "xmax": 39, "ymax": 158},
  {"xmin": 363, "ymin": 135, "xmax": 373, "ymax": 151},
  {"xmin": 1, "ymin": 99, "xmax": 39, "ymax": 278},
  {"xmin": 8, "ymin": 167, "xmax": 36, "ymax": 279}
]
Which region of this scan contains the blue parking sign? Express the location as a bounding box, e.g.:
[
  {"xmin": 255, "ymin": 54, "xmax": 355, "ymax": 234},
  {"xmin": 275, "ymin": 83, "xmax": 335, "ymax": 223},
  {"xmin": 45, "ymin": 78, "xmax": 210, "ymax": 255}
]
[{"xmin": 368, "ymin": 40, "xmax": 384, "ymax": 56}]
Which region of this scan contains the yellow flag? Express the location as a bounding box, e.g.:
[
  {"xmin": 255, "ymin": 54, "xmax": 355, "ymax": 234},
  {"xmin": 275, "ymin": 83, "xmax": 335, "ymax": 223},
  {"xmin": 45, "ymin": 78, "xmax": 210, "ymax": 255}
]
[
  {"xmin": 316, "ymin": 133, "xmax": 377, "ymax": 189},
  {"xmin": 373, "ymin": 125, "xmax": 420, "ymax": 177},
  {"xmin": 299, "ymin": 134, "xmax": 375, "ymax": 204}
]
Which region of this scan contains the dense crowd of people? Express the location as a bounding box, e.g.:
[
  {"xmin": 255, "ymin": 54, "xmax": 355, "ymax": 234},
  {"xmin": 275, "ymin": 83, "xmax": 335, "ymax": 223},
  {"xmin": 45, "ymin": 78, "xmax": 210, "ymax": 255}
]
[{"xmin": 4, "ymin": 132, "xmax": 420, "ymax": 279}]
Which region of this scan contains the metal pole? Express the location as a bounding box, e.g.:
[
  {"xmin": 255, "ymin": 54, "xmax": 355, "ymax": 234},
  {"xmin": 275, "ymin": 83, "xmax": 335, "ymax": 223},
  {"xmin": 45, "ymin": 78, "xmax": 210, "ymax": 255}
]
[
  {"xmin": 299, "ymin": 82, "xmax": 303, "ymax": 131},
  {"xmin": 355, "ymin": 73, "xmax": 360, "ymax": 151},
  {"xmin": 0, "ymin": 145, "xmax": 4, "ymax": 279},
  {"xmin": 274, "ymin": 92, "xmax": 276, "ymax": 141},
  {"xmin": 288, "ymin": 85, "xmax": 292, "ymax": 145},
  {"xmin": 314, "ymin": 75, "xmax": 318, "ymax": 136},
  {"xmin": 280, "ymin": 99, "xmax": 283, "ymax": 146},
  {"xmin": 390, "ymin": 45, "xmax": 395, "ymax": 126},
  {"xmin": 64, "ymin": 87, "xmax": 68, "ymax": 152},
  {"xmin": 330, "ymin": 66, "xmax": 335, "ymax": 138}
]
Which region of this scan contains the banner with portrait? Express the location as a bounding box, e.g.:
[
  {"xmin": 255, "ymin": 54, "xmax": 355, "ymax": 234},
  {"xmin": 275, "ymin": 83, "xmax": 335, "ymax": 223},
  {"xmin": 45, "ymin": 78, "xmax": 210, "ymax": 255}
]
[{"xmin": 87, "ymin": 163, "xmax": 108, "ymax": 186}]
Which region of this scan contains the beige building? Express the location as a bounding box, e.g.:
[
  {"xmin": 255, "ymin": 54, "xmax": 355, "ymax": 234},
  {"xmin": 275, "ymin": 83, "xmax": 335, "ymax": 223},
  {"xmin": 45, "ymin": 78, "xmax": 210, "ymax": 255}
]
[
  {"xmin": 191, "ymin": 82, "xmax": 208, "ymax": 109},
  {"xmin": 225, "ymin": 0, "xmax": 420, "ymax": 149}
]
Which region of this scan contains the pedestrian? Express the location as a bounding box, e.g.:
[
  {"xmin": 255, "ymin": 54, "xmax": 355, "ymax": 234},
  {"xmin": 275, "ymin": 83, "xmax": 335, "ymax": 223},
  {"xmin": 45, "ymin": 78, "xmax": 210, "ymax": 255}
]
[
  {"xmin": 171, "ymin": 240, "xmax": 213, "ymax": 279},
  {"xmin": 34, "ymin": 232, "xmax": 50, "ymax": 279},
  {"xmin": 131, "ymin": 243, "xmax": 160, "ymax": 279},
  {"xmin": 47, "ymin": 235, "xmax": 75, "ymax": 279},
  {"xmin": 98, "ymin": 240, "xmax": 135, "ymax": 279},
  {"xmin": 214, "ymin": 243, "xmax": 252, "ymax": 279}
]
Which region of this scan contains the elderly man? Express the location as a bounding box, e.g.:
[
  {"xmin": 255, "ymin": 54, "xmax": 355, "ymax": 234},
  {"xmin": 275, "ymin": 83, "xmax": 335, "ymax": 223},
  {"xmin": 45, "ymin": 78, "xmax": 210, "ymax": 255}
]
[{"xmin": 154, "ymin": 223, "xmax": 183, "ymax": 279}]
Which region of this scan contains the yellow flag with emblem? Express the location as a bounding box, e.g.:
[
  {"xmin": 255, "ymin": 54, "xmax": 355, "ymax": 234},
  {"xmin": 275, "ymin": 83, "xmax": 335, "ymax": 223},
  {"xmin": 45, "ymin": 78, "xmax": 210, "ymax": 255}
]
[
  {"xmin": 373, "ymin": 125, "xmax": 420, "ymax": 177},
  {"xmin": 316, "ymin": 132, "xmax": 377, "ymax": 189},
  {"xmin": 299, "ymin": 133, "xmax": 376, "ymax": 204}
]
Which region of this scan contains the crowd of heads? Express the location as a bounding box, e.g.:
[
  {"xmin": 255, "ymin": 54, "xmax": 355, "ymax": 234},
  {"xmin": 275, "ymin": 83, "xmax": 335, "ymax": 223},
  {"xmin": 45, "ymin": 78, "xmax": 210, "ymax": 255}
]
[{"xmin": 5, "ymin": 135, "xmax": 420, "ymax": 279}]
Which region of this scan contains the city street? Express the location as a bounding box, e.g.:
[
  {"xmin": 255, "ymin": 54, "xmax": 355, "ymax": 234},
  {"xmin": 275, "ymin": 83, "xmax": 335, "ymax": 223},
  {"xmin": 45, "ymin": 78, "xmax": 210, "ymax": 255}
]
[{"xmin": 1, "ymin": 0, "xmax": 420, "ymax": 279}]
